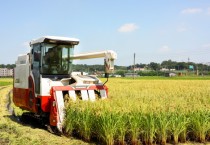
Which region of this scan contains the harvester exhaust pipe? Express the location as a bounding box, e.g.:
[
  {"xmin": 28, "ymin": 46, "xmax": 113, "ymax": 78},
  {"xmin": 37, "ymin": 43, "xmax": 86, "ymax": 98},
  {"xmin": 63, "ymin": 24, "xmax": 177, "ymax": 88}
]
[{"xmin": 103, "ymin": 73, "xmax": 109, "ymax": 86}]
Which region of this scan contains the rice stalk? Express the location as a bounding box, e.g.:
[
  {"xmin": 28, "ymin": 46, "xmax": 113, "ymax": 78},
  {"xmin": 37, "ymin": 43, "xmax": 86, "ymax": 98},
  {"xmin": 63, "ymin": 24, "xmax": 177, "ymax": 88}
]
[
  {"xmin": 64, "ymin": 107, "xmax": 77, "ymax": 135},
  {"xmin": 156, "ymin": 112, "xmax": 170, "ymax": 145},
  {"xmin": 72, "ymin": 102, "xmax": 94, "ymax": 142},
  {"xmin": 141, "ymin": 112, "xmax": 156, "ymax": 145},
  {"xmin": 95, "ymin": 111, "xmax": 119, "ymax": 145},
  {"xmin": 169, "ymin": 111, "xmax": 189, "ymax": 144},
  {"xmin": 190, "ymin": 110, "xmax": 210, "ymax": 143},
  {"xmin": 115, "ymin": 112, "xmax": 128, "ymax": 145},
  {"xmin": 127, "ymin": 111, "xmax": 142, "ymax": 145}
]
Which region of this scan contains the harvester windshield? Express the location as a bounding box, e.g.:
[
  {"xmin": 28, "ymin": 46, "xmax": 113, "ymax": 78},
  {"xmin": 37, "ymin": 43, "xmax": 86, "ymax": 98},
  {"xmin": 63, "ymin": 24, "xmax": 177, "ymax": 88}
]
[{"xmin": 41, "ymin": 43, "xmax": 74, "ymax": 75}]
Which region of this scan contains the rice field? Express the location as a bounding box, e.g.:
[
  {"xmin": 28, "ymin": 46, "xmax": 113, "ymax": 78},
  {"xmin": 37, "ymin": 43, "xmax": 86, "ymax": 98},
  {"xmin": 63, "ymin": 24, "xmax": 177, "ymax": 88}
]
[
  {"xmin": 0, "ymin": 78, "xmax": 13, "ymax": 86},
  {"xmin": 64, "ymin": 78, "xmax": 210, "ymax": 145}
]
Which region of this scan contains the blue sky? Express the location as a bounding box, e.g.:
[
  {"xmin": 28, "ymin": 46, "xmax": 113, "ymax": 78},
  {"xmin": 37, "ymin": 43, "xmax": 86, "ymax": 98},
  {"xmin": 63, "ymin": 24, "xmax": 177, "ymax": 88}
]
[{"xmin": 0, "ymin": 0, "xmax": 210, "ymax": 66}]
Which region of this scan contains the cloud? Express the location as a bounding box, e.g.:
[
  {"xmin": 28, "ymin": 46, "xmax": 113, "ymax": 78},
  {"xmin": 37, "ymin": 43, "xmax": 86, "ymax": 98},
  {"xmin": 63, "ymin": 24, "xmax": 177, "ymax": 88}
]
[
  {"xmin": 176, "ymin": 23, "xmax": 189, "ymax": 32},
  {"xmin": 118, "ymin": 23, "xmax": 139, "ymax": 32},
  {"xmin": 181, "ymin": 8, "xmax": 202, "ymax": 14},
  {"xmin": 202, "ymin": 43, "xmax": 210, "ymax": 48},
  {"xmin": 158, "ymin": 45, "xmax": 171, "ymax": 53},
  {"xmin": 176, "ymin": 26, "xmax": 188, "ymax": 32},
  {"xmin": 207, "ymin": 7, "xmax": 210, "ymax": 15}
]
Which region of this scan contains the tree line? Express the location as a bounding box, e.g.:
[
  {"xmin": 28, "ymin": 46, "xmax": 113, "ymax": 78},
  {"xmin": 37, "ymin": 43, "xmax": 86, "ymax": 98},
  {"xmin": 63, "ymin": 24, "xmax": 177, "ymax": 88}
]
[
  {"xmin": 72, "ymin": 64, "xmax": 127, "ymax": 72},
  {"xmin": 0, "ymin": 64, "xmax": 16, "ymax": 69},
  {"xmin": 1, "ymin": 59, "xmax": 210, "ymax": 74},
  {"xmin": 128, "ymin": 60, "xmax": 210, "ymax": 71}
]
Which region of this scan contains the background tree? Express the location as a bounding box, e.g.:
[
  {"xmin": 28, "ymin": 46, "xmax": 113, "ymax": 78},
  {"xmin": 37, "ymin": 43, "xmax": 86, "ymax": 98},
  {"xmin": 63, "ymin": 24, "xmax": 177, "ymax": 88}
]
[
  {"xmin": 148, "ymin": 62, "xmax": 160, "ymax": 71},
  {"xmin": 161, "ymin": 60, "xmax": 176, "ymax": 70}
]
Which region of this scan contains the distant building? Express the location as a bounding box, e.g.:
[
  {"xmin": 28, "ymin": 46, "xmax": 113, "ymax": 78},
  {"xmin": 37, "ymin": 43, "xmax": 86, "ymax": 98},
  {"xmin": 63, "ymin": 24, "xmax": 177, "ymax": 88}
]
[
  {"xmin": 71, "ymin": 71, "xmax": 89, "ymax": 76},
  {"xmin": 0, "ymin": 68, "xmax": 6, "ymax": 77},
  {"xmin": 125, "ymin": 73, "xmax": 139, "ymax": 77},
  {"xmin": 0, "ymin": 68, "xmax": 13, "ymax": 77},
  {"xmin": 161, "ymin": 68, "xmax": 175, "ymax": 71},
  {"xmin": 113, "ymin": 75, "xmax": 121, "ymax": 78},
  {"xmin": 165, "ymin": 72, "xmax": 176, "ymax": 77},
  {"xmin": 134, "ymin": 67, "xmax": 145, "ymax": 71},
  {"xmin": 8, "ymin": 69, "xmax": 13, "ymax": 76},
  {"xmin": 161, "ymin": 68, "xmax": 169, "ymax": 71},
  {"xmin": 115, "ymin": 75, "xmax": 122, "ymax": 77}
]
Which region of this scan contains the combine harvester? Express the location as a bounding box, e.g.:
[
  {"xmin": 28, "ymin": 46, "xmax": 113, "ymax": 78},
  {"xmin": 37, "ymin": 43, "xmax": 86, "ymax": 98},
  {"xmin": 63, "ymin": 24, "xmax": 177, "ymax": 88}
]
[{"xmin": 13, "ymin": 36, "xmax": 117, "ymax": 133}]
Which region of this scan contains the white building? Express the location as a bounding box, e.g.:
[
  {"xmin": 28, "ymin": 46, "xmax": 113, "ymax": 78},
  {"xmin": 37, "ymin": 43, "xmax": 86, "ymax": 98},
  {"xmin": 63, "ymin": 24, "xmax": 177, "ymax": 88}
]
[
  {"xmin": 8, "ymin": 69, "xmax": 13, "ymax": 76},
  {"xmin": 125, "ymin": 73, "xmax": 139, "ymax": 77},
  {"xmin": 71, "ymin": 71, "xmax": 88, "ymax": 76},
  {"xmin": 161, "ymin": 68, "xmax": 176, "ymax": 71},
  {"xmin": 134, "ymin": 67, "xmax": 145, "ymax": 71},
  {"xmin": 0, "ymin": 68, "xmax": 13, "ymax": 77}
]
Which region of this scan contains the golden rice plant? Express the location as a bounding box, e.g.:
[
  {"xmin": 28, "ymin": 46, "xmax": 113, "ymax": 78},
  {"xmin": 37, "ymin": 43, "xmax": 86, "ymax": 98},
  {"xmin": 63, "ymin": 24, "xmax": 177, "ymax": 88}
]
[
  {"xmin": 156, "ymin": 111, "xmax": 170, "ymax": 145},
  {"xmin": 127, "ymin": 111, "xmax": 143, "ymax": 145},
  {"xmin": 189, "ymin": 109, "xmax": 210, "ymax": 143},
  {"xmin": 95, "ymin": 110, "xmax": 119, "ymax": 145},
  {"xmin": 168, "ymin": 111, "xmax": 189, "ymax": 144},
  {"xmin": 115, "ymin": 112, "xmax": 128, "ymax": 145},
  {"xmin": 64, "ymin": 78, "xmax": 210, "ymax": 144},
  {"xmin": 141, "ymin": 112, "xmax": 156, "ymax": 145}
]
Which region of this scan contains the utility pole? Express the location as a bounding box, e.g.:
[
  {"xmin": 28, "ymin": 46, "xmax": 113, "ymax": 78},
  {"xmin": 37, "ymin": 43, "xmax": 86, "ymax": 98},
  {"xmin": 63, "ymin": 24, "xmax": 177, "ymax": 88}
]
[
  {"xmin": 187, "ymin": 57, "xmax": 190, "ymax": 76},
  {"xmin": 133, "ymin": 53, "xmax": 135, "ymax": 79},
  {"xmin": 196, "ymin": 64, "xmax": 199, "ymax": 76}
]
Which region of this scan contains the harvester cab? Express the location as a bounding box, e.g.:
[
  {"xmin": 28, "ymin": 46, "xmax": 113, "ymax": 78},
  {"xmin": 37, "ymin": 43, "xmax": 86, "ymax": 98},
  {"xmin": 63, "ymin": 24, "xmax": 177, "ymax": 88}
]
[{"xmin": 13, "ymin": 36, "xmax": 117, "ymax": 133}]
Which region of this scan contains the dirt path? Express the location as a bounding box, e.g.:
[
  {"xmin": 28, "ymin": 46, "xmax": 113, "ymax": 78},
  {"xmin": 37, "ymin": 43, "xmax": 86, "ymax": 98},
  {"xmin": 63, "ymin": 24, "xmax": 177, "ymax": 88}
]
[
  {"xmin": 0, "ymin": 86, "xmax": 91, "ymax": 145},
  {"xmin": 0, "ymin": 86, "xmax": 7, "ymax": 91},
  {"xmin": 6, "ymin": 89, "xmax": 14, "ymax": 115}
]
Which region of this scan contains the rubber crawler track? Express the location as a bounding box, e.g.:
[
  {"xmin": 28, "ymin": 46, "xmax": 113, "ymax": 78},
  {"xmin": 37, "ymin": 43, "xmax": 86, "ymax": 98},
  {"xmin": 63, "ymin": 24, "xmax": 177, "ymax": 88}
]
[{"xmin": 6, "ymin": 90, "xmax": 60, "ymax": 135}]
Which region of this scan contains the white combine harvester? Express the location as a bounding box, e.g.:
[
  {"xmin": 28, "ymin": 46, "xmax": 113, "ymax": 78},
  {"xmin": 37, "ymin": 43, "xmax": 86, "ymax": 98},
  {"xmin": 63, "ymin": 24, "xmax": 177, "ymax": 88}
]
[{"xmin": 13, "ymin": 36, "xmax": 117, "ymax": 133}]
